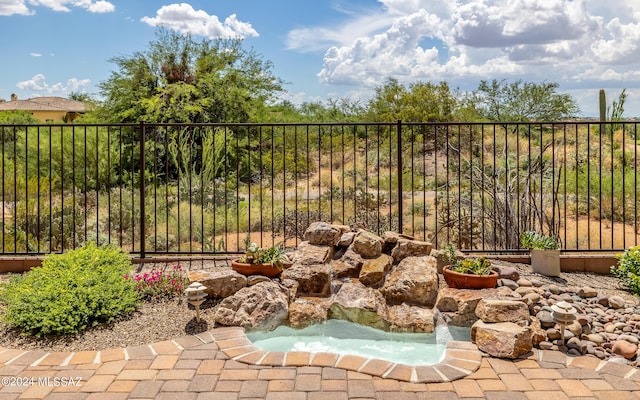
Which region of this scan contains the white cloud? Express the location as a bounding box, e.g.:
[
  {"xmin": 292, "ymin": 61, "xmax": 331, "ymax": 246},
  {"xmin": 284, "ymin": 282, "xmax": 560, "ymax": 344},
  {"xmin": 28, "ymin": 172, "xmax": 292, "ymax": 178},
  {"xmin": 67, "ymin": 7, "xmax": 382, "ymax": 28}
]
[
  {"xmin": 0, "ymin": 0, "xmax": 114, "ymax": 15},
  {"xmin": 0, "ymin": 0, "xmax": 32, "ymax": 15},
  {"xmin": 308, "ymin": 0, "xmax": 640, "ymax": 92},
  {"xmin": 16, "ymin": 74, "xmax": 90, "ymax": 95},
  {"xmin": 141, "ymin": 3, "xmax": 258, "ymax": 39},
  {"xmin": 30, "ymin": 52, "xmax": 42, "ymax": 57}
]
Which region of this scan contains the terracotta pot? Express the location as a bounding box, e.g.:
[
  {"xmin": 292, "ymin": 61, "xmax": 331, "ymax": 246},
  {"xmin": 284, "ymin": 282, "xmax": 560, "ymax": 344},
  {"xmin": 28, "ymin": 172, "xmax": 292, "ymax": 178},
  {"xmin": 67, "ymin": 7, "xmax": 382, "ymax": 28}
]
[
  {"xmin": 442, "ymin": 266, "xmax": 498, "ymax": 289},
  {"xmin": 231, "ymin": 260, "xmax": 281, "ymax": 278}
]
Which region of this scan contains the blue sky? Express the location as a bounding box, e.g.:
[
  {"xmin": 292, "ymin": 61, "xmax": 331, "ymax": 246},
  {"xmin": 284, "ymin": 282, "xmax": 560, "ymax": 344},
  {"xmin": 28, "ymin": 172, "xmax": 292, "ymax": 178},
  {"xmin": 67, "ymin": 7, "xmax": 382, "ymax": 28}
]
[{"xmin": 1, "ymin": 0, "xmax": 639, "ymax": 117}]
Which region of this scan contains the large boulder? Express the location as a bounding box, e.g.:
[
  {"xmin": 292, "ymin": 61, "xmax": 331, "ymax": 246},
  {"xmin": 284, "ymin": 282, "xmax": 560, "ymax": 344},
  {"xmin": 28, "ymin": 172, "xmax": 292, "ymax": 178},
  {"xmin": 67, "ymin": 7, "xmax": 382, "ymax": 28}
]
[
  {"xmin": 290, "ymin": 241, "xmax": 333, "ymax": 265},
  {"xmin": 214, "ymin": 281, "xmax": 289, "ymax": 330},
  {"xmin": 304, "ymin": 222, "xmax": 343, "ymax": 246},
  {"xmin": 352, "ymin": 230, "xmax": 384, "ymax": 258},
  {"xmin": 475, "ymin": 299, "xmax": 530, "ymax": 324},
  {"xmin": 380, "ymin": 256, "xmax": 438, "ymax": 307},
  {"xmin": 288, "ymin": 298, "xmax": 329, "ymax": 328},
  {"xmin": 342, "ymin": 247, "xmax": 365, "ymax": 268},
  {"xmin": 188, "ymin": 269, "xmax": 247, "ymax": 299},
  {"xmin": 390, "ymin": 238, "xmax": 433, "ymax": 263},
  {"xmin": 385, "ymin": 304, "xmax": 435, "ymax": 333},
  {"xmin": 472, "ymin": 320, "xmax": 533, "ymax": 359},
  {"xmin": 329, "ymin": 282, "xmax": 388, "ymax": 330},
  {"xmin": 359, "ymin": 254, "xmax": 393, "ymax": 287},
  {"xmin": 331, "ymin": 259, "xmax": 360, "ymax": 278},
  {"xmin": 281, "ymin": 264, "xmax": 332, "ymax": 297},
  {"xmin": 435, "ymin": 286, "xmax": 515, "ymax": 327}
]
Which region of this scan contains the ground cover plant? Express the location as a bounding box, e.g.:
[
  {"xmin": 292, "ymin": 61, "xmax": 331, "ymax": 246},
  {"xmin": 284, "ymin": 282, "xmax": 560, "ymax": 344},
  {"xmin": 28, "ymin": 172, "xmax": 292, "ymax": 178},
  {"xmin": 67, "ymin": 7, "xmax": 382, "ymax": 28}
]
[{"xmin": 0, "ymin": 242, "xmax": 140, "ymax": 336}]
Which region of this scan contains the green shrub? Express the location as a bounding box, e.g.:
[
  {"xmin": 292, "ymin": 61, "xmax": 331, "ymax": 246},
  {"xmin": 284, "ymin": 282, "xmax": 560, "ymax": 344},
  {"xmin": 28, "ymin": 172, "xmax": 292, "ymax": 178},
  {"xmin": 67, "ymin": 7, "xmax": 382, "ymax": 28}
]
[
  {"xmin": 0, "ymin": 242, "xmax": 140, "ymax": 336},
  {"xmin": 612, "ymin": 246, "xmax": 640, "ymax": 295}
]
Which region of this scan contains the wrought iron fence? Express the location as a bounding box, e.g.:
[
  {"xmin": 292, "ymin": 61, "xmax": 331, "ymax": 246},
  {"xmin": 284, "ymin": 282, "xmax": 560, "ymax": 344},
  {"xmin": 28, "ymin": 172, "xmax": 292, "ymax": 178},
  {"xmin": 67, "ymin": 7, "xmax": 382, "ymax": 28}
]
[{"xmin": 0, "ymin": 120, "xmax": 637, "ymax": 256}]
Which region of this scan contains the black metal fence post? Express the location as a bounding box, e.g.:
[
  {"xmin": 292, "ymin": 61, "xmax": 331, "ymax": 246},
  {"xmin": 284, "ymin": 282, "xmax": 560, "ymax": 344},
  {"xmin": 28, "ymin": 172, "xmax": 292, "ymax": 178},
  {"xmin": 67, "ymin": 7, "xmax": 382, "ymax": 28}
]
[
  {"xmin": 139, "ymin": 121, "xmax": 146, "ymax": 258},
  {"xmin": 397, "ymin": 120, "xmax": 403, "ymax": 234}
]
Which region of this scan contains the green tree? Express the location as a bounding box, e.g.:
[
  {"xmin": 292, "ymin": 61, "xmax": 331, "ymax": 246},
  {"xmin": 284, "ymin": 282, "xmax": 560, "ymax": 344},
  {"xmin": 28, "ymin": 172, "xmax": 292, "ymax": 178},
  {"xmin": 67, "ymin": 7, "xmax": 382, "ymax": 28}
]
[
  {"xmin": 471, "ymin": 79, "xmax": 579, "ymax": 122},
  {"xmin": 97, "ymin": 29, "xmax": 283, "ymax": 123},
  {"xmin": 365, "ymin": 78, "xmax": 456, "ymax": 122}
]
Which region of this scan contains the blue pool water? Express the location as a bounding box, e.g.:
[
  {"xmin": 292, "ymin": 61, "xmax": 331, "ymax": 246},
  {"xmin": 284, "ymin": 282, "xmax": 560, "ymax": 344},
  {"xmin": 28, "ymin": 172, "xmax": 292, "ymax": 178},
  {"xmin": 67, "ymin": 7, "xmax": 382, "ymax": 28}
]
[{"xmin": 246, "ymin": 319, "xmax": 471, "ymax": 366}]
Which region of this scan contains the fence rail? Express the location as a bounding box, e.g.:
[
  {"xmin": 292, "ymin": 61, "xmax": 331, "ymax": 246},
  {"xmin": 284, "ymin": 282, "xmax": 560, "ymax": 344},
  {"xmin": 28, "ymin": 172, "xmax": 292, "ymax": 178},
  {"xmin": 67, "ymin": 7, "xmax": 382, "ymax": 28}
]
[{"xmin": 0, "ymin": 120, "xmax": 638, "ymax": 256}]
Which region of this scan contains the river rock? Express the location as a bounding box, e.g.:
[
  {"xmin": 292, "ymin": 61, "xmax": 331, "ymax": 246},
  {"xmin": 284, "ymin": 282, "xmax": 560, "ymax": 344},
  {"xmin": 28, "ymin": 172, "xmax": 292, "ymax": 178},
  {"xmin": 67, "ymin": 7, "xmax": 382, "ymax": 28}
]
[
  {"xmin": 352, "ymin": 230, "xmax": 384, "ymax": 258},
  {"xmin": 435, "ymin": 286, "xmax": 515, "ymax": 327},
  {"xmin": 281, "ymin": 264, "xmax": 332, "ymax": 297},
  {"xmin": 578, "ymin": 287, "xmax": 598, "ymax": 298},
  {"xmin": 385, "ymin": 304, "xmax": 435, "ymax": 333},
  {"xmin": 214, "ymin": 281, "xmax": 289, "ymax": 330},
  {"xmin": 496, "ymin": 266, "xmax": 520, "ymax": 281},
  {"xmin": 609, "ymin": 296, "xmax": 626, "ymax": 309},
  {"xmin": 290, "ymin": 241, "xmax": 333, "ymax": 265},
  {"xmin": 303, "ymin": 222, "xmax": 343, "ymax": 246},
  {"xmin": 380, "ymin": 256, "xmax": 438, "ymax": 306},
  {"xmin": 475, "ymin": 299, "xmax": 530, "ymax": 323},
  {"xmin": 390, "ymin": 238, "xmax": 433, "ymax": 263},
  {"xmin": 612, "ymin": 340, "xmax": 638, "ymax": 359},
  {"xmin": 329, "ymin": 282, "xmax": 388, "ymax": 330},
  {"xmin": 188, "ymin": 269, "xmax": 247, "ymax": 299},
  {"xmin": 359, "ymin": 254, "xmax": 393, "ymax": 287},
  {"xmin": 472, "ymin": 320, "xmax": 533, "ymax": 359}
]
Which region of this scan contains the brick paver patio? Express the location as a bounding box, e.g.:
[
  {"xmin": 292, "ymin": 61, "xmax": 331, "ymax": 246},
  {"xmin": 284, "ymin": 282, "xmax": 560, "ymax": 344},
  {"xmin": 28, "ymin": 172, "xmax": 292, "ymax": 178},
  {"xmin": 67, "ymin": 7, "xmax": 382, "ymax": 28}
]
[{"xmin": 0, "ymin": 326, "xmax": 638, "ymax": 399}]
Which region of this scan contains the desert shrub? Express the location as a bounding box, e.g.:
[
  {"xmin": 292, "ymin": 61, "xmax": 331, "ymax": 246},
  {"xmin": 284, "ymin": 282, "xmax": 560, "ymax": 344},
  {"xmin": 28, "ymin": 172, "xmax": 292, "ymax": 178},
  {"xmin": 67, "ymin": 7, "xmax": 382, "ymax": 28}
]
[
  {"xmin": 0, "ymin": 242, "xmax": 139, "ymax": 336},
  {"xmin": 612, "ymin": 246, "xmax": 640, "ymax": 295},
  {"xmin": 124, "ymin": 265, "xmax": 188, "ymax": 300}
]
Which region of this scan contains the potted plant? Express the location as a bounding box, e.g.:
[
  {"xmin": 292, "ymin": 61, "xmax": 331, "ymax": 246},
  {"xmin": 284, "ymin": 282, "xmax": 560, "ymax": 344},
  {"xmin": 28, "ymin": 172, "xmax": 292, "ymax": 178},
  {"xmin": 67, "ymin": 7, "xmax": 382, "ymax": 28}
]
[
  {"xmin": 520, "ymin": 231, "xmax": 560, "ymax": 277},
  {"xmin": 231, "ymin": 238, "xmax": 290, "ymax": 278},
  {"xmin": 443, "ymin": 256, "xmax": 498, "ymax": 289}
]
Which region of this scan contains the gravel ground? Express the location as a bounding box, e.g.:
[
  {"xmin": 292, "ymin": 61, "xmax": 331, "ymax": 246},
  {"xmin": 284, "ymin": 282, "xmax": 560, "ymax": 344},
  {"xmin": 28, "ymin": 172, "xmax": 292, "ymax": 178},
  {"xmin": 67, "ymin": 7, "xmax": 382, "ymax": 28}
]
[{"xmin": 0, "ymin": 258, "xmax": 636, "ymax": 353}]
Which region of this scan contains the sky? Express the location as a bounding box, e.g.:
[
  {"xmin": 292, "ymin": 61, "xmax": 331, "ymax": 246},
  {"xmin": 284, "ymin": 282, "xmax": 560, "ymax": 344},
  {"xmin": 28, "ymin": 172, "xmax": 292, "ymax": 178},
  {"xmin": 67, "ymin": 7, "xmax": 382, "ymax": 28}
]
[{"xmin": 1, "ymin": 0, "xmax": 639, "ymax": 117}]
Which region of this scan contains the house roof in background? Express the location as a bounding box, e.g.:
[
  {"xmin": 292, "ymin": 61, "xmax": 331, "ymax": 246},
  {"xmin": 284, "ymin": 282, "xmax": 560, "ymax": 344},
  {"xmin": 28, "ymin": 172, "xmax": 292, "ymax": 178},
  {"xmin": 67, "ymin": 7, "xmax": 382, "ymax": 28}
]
[{"xmin": 0, "ymin": 96, "xmax": 88, "ymax": 112}]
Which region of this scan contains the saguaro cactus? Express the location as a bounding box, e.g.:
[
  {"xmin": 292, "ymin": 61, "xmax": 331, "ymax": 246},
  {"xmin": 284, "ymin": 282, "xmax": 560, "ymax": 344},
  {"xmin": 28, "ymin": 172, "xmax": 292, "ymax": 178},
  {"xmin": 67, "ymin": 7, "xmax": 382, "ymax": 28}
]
[{"xmin": 599, "ymin": 89, "xmax": 607, "ymax": 122}]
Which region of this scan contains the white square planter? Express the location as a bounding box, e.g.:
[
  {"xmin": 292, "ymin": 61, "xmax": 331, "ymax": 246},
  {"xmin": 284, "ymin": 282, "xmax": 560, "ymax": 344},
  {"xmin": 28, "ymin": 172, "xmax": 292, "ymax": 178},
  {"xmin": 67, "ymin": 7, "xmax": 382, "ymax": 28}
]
[{"xmin": 530, "ymin": 249, "xmax": 561, "ymax": 277}]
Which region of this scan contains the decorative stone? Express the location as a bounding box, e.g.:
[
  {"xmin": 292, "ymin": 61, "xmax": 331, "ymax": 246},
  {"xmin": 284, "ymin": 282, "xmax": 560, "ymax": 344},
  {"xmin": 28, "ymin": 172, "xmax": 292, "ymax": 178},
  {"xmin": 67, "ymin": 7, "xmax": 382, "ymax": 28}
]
[
  {"xmin": 290, "ymin": 241, "xmax": 333, "ymax": 265},
  {"xmin": 475, "ymin": 299, "xmax": 530, "ymax": 323},
  {"xmin": 281, "ymin": 264, "xmax": 332, "ymax": 297},
  {"xmin": 609, "ymin": 296, "xmax": 626, "ymax": 309},
  {"xmin": 385, "ymin": 304, "xmax": 435, "ymax": 333},
  {"xmin": 351, "ymin": 230, "xmax": 384, "ymax": 258},
  {"xmin": 380, "ymin": 256, "xmax": 438, "ymax": 307},
  {"xmin": 612, "ymin": 340, "xmax": 638, "ymax": 359},
  {"xmin": 498, "ymin": 279, "xmax": 519, "ymax": 290},
  {"xmin": 390, "ymin": 238, "xmax": 433, "ymax": 263},
  {"xmin": 578, "ymin": 287, "xmax": 598, "ymax": 298},
  {"xmin": 188, "ymin": 269, "xmax": 247, "ymax": 299},
  {"xmin": 472, "ymin": 320, "xmax": 533, "ymax": 359},
  {"xmin": 331, "ymin": 259, "xmax": 360, "ymax": 278},
  {"xmin": 359, "ymin": 254, "xmax": 393, "ymax": 287},
  {"xmin": 304, "ymin": 222, "xmax": 342, "ymax": 246},
  {"xmin": 214, "ymin": 281, "xmax": 289, "ymax": 330},
  {"xmin": 329, "ymin": 282, "xmax": 388, "ymax": 330},
  {"xmin": 247, "ymin": 275, "xmax": 271, "ymax": 286},
  {"xmin": 288, "ymin": 298, "xmax": 329, "ymax": 328},
  {"xmin": 342, "ymin": 247, "xmax": 365, "ymax": 268},
  {"xmin": 536, "ymin": 310, "xmax": 555, "ymax": 328},
  {"xmin": 435, "ymin": 286, "xmax": 515, "ymax": 327},
  {"xmin": 496, "ymin": 266, "xmax": 520, "ymax": 281},
  {"xmin": 337, "ymin": 231, "xmax": 356, "ymax": 247}
]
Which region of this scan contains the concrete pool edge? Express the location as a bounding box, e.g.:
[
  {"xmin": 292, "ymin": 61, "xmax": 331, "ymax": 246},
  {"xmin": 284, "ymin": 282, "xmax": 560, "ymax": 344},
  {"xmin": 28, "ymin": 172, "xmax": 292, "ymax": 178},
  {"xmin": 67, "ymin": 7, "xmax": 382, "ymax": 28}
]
[{"xmin": 214, "ymin": 326, "xmax": 483, "ymax": 383}]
